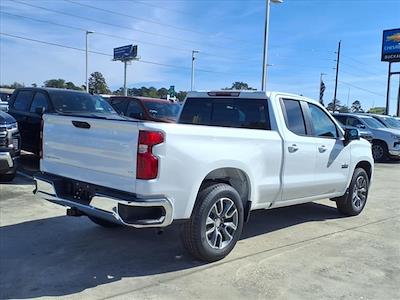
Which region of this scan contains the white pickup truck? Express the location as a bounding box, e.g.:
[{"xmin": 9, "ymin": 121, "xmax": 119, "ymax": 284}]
[{"xmin": 34, "ymin": 91, "xmax": 373, "ymax": 262}]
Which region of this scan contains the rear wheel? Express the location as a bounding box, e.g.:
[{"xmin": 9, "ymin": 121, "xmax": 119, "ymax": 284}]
[
  {"xmin": 0, "ymin": 171, "xmax": 16, "ymax": 182},
  {"xmin": 182, "ymin": 183, "xmax": 244, "ymax": 262},
  {"xmin": 88, "ymin": 216, "xmax": 121, "ymax": 228},
  {"xmin": 336, "ymin": 168, "xmax": 369, "ymax": 216},
  {"xmin": 372, "ymin": 141, "xmax": 388, "ymax": 162}
]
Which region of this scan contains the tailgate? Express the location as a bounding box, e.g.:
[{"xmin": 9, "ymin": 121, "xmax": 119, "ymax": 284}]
[{"xmin": 41, "ymin": 114, "xmax": 139, "ymax": 193}]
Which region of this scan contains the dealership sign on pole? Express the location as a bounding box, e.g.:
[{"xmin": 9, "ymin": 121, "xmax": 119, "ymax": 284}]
[
  {"xmin": 381, "ymin": 28, "xmax": 400, "ymax": 62},
  {"xmin": 113, "ymin": 45, "xmax": 139, "ymax": 96},
  {"xmin": 382, "ymin": 28, "xmax": 400, "ymax": 117},
  {"xmin": 113, "ymin": 45, "xmax": 138, "ymax": 61}
]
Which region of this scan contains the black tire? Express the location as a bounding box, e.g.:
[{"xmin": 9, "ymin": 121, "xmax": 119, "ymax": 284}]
[
  {"xmin": 0, "ymin": 172, "xmax": 16, "ymax": 182},
  {"xmin": 336, "ymin": 168, "xmax": 369, "ymax": 216},
  {"xmin": 372, "ymin": 141, "xmax": 388, "ymax": 162},
  {"xmin": 182, "ymin": 183, "xmax": 244, "ymax": 262},
  {"xmin": 88, "ymin": 216, "xmax": 121, "ymax": 228}
]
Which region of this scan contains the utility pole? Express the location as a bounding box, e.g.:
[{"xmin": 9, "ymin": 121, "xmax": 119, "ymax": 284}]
[
  {"xmin": 123, "ymin": 60, "xmax": 128, "ymax": 96},
  {"xmin": 85, "ymin": 31, "xmax": 93, "ymax": 93},
  {"xmin": 191, "ymin": 50, "xmax": 199, "ymax": 91},
  {"xmin": 333, "ymin": 40, "xmax": 341, "ymax": 113}
]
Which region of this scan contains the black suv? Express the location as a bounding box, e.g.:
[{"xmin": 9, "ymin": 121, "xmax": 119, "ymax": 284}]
[
  {"xmin": 0, "ymin": 111, "xmax": 21, "ymax": 181},
  {"xmin": 8, "ymin": 87, "xmax": 115, "ymax": 155}
]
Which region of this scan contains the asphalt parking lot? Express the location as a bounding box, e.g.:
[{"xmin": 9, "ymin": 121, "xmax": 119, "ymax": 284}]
[{"xmin": 1, "ymin": 159, "xmax": 399, "ymax": 299}]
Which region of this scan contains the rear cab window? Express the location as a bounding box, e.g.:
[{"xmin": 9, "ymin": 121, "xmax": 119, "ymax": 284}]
[
  {"xmin": 179, "ymin": 98, "xmax": 270, "ymax": 130},
  {"xmin": 48, "ymin": 91, "xmax": 116, "ymax": 115},
  {"xmin": 13, "ymin": 90, "xmax": 34, "ymax": 111}
]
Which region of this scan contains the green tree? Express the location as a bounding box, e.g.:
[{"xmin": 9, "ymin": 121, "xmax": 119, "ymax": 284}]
[
  {"xmin": 65, "ymin": 81, "xmax": 82, "ymax": 90},
  {"xmin": 338, "ymin": 105, "xmax": 350, "ymax": 113},
  {"xmin": 351, "ymin": 100, "xmax": 363, "ymax": 113},
  {"xmin": 327, "ymin": 100, "xmax": 342, "ymax": 112},
  {"xmin": 44, "ymin": 79, "xmax": 66, "ymax": 89},
  {"xmin": 0, "ymin": 82, "xmax": 24, "ymax": 89},
  {"xmin": 157, "ymin": 88, "xmax": 168, "ymax": 99},
  {"xmin": 367, "ymin": 107, "xmax": 385, "ymax": 114},
  {"xmin": 223, "ymin": 81, "xmax": 255, "ymax": 90},
  {"xmin": 88, "ymin": 72, "xmax": 110, "ymax": 94},
  {"xmin": 176, "ymin": 91, "xmax": 187, "ymax": 102}
]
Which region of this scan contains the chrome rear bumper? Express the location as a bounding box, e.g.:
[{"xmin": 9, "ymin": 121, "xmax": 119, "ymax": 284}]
[{"xmin": 34, "ymin": 175, "xmax": 173, "ymax": 228}]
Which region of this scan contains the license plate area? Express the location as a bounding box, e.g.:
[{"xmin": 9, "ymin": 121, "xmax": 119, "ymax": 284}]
[{"xmin": 62, "ymin": 180, "xmax": 95, "ymax": 205}]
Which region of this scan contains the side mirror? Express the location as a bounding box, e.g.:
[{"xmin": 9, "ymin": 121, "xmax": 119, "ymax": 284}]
[
  {"xmin": 35, "ymin": 107, "xmax": 45, "ymax": 115},
  {"xmin": 356, "ymin": 124, "xmax": 365, "ymax": 129},
  {"xmin": 344, "ymin": 128, "xmax": 360, "ymax": 143}
]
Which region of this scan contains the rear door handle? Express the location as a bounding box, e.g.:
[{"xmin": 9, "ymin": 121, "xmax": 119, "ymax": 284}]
[
  {"xmin": 318, "ymin": 145, "xmax": 327, "ymax": 153},
  {"xmin": 72, "ymin": 121, "xmax": 91, "ymax": 129},
  {"xmin": 288, "ymin": 144, "xmax": 299, "ymax": 153}
]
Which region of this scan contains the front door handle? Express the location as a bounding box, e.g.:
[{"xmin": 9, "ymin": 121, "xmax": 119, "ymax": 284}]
[
  {"xmin": 318, "ymin": 145, "xmax": 327, "ymax": 153},
  {"xmin": 288, "ymin": 144, "xmax": 299, "ymax": 153}
]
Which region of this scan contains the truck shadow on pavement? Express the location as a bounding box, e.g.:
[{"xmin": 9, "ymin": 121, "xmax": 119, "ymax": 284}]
[{"xmin": 0, "ymin": 202, "xmax": 344, "ymax": 299}]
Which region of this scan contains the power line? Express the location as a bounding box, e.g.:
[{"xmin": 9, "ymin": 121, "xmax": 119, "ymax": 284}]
[
  {"xmin": 0, "ymin": 32, "xmax": 232, "ymax": 74},
  {"xmin": 11, "ymin": 0, "xmax": 230, "ymax": 50},
  {"xmin": 134, "ymin": 0, "xmax": 196, "ymax": 18},
  {"xmin": 64, "ymin": 0, "xmax": 247, "ymax": 43},
  {"xmin": 340, "ymin": 60, "xmax": 382, "ymax": 77},
  {"xmin": 341, "ymin": 53, "xmax": 382, "ymax": 73},
  {"xmin": 338, "ymin": 80, "xmax": 385, "ymax": 97},
  {"xmin": 0, "ymin": 10, "xmax": 256, "ymax": 63}
]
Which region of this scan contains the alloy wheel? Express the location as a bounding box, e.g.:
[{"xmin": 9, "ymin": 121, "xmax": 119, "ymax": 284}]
[{"xmin": 205, "ymin": 197, "xmax": 238, "ymax": 250}]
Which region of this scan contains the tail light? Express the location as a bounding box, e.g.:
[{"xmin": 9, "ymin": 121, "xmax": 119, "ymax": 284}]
[{"xmin": 136, "ymin": 130, "xmax": 164, "ymax": 180}]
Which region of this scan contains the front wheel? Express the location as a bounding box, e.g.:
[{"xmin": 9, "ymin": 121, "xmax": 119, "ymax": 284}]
[
  {"xmin": 372, "ymin": 141, "xmax": 388, "ymax": 162},
  {"xmin": 182, "ymin": 183, "xmax": 244, "ymax": 262},
  {"xmin": 336, "ymin": 168, "xmax": 370, "ymax": 216}
]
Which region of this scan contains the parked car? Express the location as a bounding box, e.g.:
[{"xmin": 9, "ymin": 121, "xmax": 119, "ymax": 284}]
[
  {"xmin": 0, "ymin": 88, "xmax": 13, "ymax": 112},
  {"xmin": 34, "ymin": 91, "xmax": 373, "ymax": 262},
  {"xmin": 0, "ymin": 111, "xmax": 21, "ymax": 181},
  {"xmin": 104, "ymin": 96, "xmax": 181, "ymax": 122},
  {"xmin": 333, "ymin": 113, "xmax": 400, "ymax": 161},
  {"xmin": 335, "ymin": 122, "xmax": 374, "ymax": 143},
  {"xmin": 8, "ymin": 87, "xmax": 116, "ymax": 155},
  {"xmin": 367, "ymin": 114, "xmax": 400, "ymax": 130}
]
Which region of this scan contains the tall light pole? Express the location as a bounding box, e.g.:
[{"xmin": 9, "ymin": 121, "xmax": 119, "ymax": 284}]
[
  {"xmin": 191, "ymin": 50, "xmax": 199, "ymax": 91},
  {"xmin": 261, "ymin": 0, "xmax": 283, "ymax": 91},
  {"xmin": 85, "ymin": 30, "xmax": 94, "ymax": 93}
]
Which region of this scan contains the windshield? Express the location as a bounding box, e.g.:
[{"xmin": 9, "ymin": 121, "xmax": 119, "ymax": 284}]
[
  {"xmin": 360, "ymin": 116, "xmax": 385, "ymax": 129},
  {"xmin": 380, "ymin": 116, "xmax": 400, "ymax": 129},
  {"xmin": 143, "ymin": 101, "xmax": 181, "ymax": 119},
  {"xmin": 49, "ymin": 91, "xmax": 117, "ymax": 114}
]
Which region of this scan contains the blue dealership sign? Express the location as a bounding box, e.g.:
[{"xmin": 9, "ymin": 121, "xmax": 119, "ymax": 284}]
[
  {"xmin": 113, "ymin": 45, "xmax": 138, "ymax": 61},
  {"xmin": 381, "ymin": 28, "xmax": 400, "ymax": 62}
]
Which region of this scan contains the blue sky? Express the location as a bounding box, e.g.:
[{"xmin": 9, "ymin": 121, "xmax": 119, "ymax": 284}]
[{"xmin": 1, "ymin": 0, "xmax": 399, "ymax": 112}]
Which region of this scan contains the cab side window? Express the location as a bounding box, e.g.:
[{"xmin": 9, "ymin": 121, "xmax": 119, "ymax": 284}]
[
  {"xmin": 282, "ymin": 99, "xmax": 307, "ymax": 135},
  {"xmin": 347, "ymin": 117, "xmax": 363, "ymax": 128},
  {"xmin": 30, "ymin": 92, "xmax": 49, "ymax": 113},
  {"xmin": 126, "ymin": 101, "xmax": 144, "ymax": 119},
  {"xmin": 308, "ymin": 103, "xmax": 338, "ymax": 138},
  {"xmin": 13, "ymin": 91, "xmax": 34, "ymax": 111}
]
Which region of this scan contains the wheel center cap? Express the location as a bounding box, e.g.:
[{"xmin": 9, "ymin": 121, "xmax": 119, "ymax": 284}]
[{"xmin": 215, "ymin": 219, "xmax": 222, "ymax": 227}]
